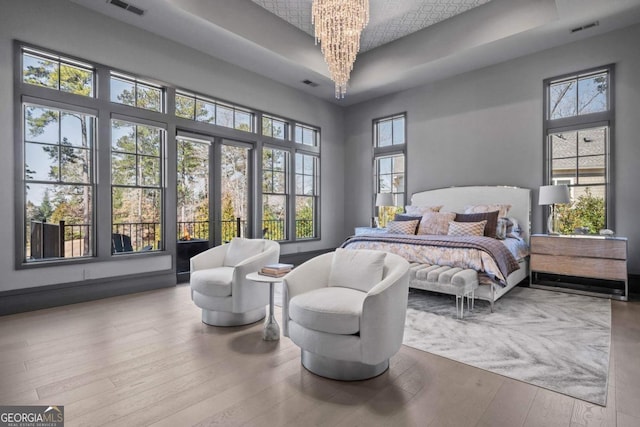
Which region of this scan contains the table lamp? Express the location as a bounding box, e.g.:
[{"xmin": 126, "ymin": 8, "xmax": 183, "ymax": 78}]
[
  {"xmin": 539, "ymin": 185, "xmax": 570, "ymax": 235},
  {"xmin": 375, "ymin": 193, "xmax": 394, "ymax": 228}
]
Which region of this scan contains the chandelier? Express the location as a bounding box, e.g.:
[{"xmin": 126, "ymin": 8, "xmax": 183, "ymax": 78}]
[{"xmin": 312, "ymin": 0, "xmax": 369, "ymax": 98}]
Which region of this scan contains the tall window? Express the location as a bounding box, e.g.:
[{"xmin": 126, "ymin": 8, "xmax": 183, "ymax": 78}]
[
  {"xmin": 262, "ymin": 147, "xmax": 289, "ymax": 241},
  {"xmin": 373, "ymin": 114, "xmax": 406, "ymax": 225},
  {"xmin": 177, "ymin": 136, "xmax": 210, "ymax": 241},
  {"xmin": 23, "ymin": 104, "xmax": 95, "ymax": 261},
  {"xmin": 544, "ymin": 65, "xmax": 613, "ymax": 233},
  {"xmin": 111, "ymin": 120, "xmax": 164, "ymax": 253},
  {"xmin": 295, "ymin": 153, "xmax": 318, "ymax": 239},
  {"xmin": 221, "ymin": 143, "xmax": 250, "ymax": 241}
]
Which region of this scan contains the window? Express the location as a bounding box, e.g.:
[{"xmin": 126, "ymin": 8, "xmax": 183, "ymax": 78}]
[
  {"xmin": 373, "ymin": 114, "xmax": 406, "ymax": 225},
  {"xmin": 174, "ymin": 92, "xmax": 254, "ymax": 132},
  {"xmin": 544, "ymin": 65, "xmax": 613, "ymax": 233},
  {"xmin": 295, "ymin": 124, "xmax": 318, "ymax": 146},
  {"xmin": 110, "ymin": 73, "xmax": 163, "ymax": 112},
  {"xmin": 262, "ymin": 115, "xmax": 288, "ymax": 140},
  {"xmin": 221, "ymin": 143, "xmax": 250, "ymax": 241},
  {"xmin": 111, "ymin": 119, "xmax": 164, "ymax": 253},
  {"xmin": 177, "ymin": 136, "xmax": 210, "ymax": 241},
  {"xmin": 262, "ymin": 147, "xmax": 289, "ymax": 241},
  {"xmin": 22, "ymin": 48, "xmax": 94, "ymax": 97},
  {"xmin": 295, "ymin": 153, "xmax": 318, "ymax": 239},
  {"xmin": 23, "ymin": 104, "xmax": 95, "ymax": 261}
]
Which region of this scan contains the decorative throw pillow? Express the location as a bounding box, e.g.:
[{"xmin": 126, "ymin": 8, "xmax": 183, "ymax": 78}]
[
  {"xmin": 417, "ymin": 211, "xmax": 457, "ymax": 235},
  {"xmin": 393, "ymin": 214, "xmax": 423, "ymax": 234},
  {"xmin": 405, "ymin": 205, "xmax": 443, "ymax": 216},
  {"xmin": 455, "ymin": 211, "xmax": 499, "ymax": 238},
  {"xmin": 223, "ymin": 238, "xmax": 265, "ymax": 267},
  {"xmin": 329, "ymin": 248, "xmax": 386, "ymax": 293},
  {"xmin": 386, "ymin": 220, "xmax": 420, "ymax": 235},
  {"xmin": 464, "ymin": 203, "xmax": 511, "ymax": 218},
  {"xmin": 503, "ymin": 217, "xmax": 522, "ymax": 238},
  {"xmin": 448, "ymin": 220, "xmax": 487, "ymax": 237}
]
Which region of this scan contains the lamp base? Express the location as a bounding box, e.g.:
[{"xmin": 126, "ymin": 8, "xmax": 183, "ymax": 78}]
[{"xmin": 546, "ymin": 211, "xmax": 560, "ymax": 235}]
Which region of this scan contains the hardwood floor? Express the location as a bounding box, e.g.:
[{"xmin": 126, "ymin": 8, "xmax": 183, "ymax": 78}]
[{"xmin": 1, "ymin": 284, "xmax": 638, "ymax": 427}]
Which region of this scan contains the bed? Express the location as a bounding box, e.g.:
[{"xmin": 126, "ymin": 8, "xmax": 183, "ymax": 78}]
[{"xmin": 342, "ymin": 186, "xmax": 531, "ymax": 310}]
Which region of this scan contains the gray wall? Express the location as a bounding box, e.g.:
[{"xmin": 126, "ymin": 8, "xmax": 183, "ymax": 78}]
[
  {"xmin": 0, "ymin": 0, "xmax": 345, "ymax": 292},
  {"xmin": 344, "ymin": 23, "xmax": 640, "ymax": 274}
]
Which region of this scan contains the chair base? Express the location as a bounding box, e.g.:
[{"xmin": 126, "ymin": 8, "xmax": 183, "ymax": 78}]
[
  {"xmin": 201, "ymin": 307, "xmax": 265, "ymax": 326},
  {"xmin": 301, "ymin": 350, "xmax": 389, "ymax": 381}
]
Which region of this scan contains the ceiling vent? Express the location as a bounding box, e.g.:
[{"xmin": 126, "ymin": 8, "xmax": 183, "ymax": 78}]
[
  {"xmin": 302, "ymin": 79, "xmax": 319, "ymax": 88},
  {"xmin": 108, "ymin": 0, "xmax": 144, "ymax": 16},
  {"xmin": 571, "ymin": 21, "xmax": 599, "ymax": 33}
]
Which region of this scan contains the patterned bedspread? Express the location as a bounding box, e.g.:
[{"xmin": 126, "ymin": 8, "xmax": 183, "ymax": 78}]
[{"xmin": 341, "ymin": 234, "xmax": 520, "ymax": 285}]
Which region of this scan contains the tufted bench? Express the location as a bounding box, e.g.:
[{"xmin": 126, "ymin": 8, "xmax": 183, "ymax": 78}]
[{"xmin": 409, "ymin": 263, "xmax": 479, "ymax": 318}]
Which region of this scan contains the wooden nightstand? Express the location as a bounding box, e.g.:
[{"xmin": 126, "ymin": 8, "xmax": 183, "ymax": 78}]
[{"xmin": 529, "ymin": 234, "xmax": 628, "ymax": 300}]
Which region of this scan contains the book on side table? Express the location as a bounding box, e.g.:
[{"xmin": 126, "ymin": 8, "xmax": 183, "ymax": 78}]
[{"xmin": 260, "ymin": 263, "xmax": 294, "ymax": 278}]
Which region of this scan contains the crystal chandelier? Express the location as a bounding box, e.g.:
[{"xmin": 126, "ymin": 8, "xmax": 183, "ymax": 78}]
[{"xmin": 312, "ymin": 0, "xmax": 369, "ymax": 98}]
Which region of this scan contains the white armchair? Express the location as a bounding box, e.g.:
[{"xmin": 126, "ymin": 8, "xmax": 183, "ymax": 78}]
[
  {"xmin": 190, "ymin": 238, "xmax": 280, "ymax": 326},
  {"xmin": 283, "ymin": 249, "xmax": 410, "ymax": 380}
]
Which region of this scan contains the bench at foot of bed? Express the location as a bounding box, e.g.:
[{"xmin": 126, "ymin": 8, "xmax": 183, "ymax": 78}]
[{"xmin": 409, "ymin": 263, "xmax": 479, "ymax": 318}]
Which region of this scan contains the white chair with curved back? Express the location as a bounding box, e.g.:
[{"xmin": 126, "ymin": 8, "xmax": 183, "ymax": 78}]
[
  {"xmin": 282, "ymin": 248, "xmax": 410, "ymax": 381},
  {"xmin": 190, "ymin": 238, "xmax": 280, "ymax": 326}
]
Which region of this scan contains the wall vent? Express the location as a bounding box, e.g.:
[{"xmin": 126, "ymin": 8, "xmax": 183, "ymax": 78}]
[
  {"xmin": 302, "ymin": 79, "xmax": 319, "ymax": 88},
  {"xmin": 108, "ymin": 0, "xmax": 145, "ymax": 16},
  {"xmin": 571, "ymin": 21, "xmax": 599, "ymax": 33}
]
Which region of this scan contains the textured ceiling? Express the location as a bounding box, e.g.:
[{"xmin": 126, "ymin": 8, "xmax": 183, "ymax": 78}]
[{"xmin": 251, "ymin": 0, "xmax": 491, "ymax": 52}]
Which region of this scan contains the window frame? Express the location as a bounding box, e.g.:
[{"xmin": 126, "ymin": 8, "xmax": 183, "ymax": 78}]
[
  {"xmin": 14, "ymin": 41, "xmax": 323, "ymax": 269},
  {"xmin": 542, "ymin": 64, "xmax": 615, "ymax": 230},
  {"xmin": 373, "ymin": 113, "xmax": 407, "ymax": 221},
  {"xmin": 21, "ymin": 100, "xmax": 98, "ymax": 262}
]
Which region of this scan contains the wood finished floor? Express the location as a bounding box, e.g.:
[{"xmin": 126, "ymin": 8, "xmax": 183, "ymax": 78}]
[{"xmin": 1, "ymin": 284, "xmax": 639, "ymax": 427}]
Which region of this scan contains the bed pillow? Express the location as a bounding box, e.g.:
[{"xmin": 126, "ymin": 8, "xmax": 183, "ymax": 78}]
[
  {"xmin": 464, "ymin": 203, "xmax": 511, "ymax": 218},
  {"xmin": 405, "ymin": 205, "xmax": 443, "ymax": 215},
  {"xmin": 448, "ymin": 220, "xmax": 487, "ymax": 237},
  {"xmin": 503, "ymin": 217, "xmax": 522, "ymax": 238},
  {"xmin": 393, "ymin": 214, "xmax": 423, "ymax": 234},
  {"xmin": 455, "ymin": 211, "xmax": 499, "ymax": 238},
  {"xmin": 417, "ymin": 212, "xmax": 457, "ymax": 235},
  {"xmin": 386, "ymin": 220, "xmax": 420, "ymax": 235}
]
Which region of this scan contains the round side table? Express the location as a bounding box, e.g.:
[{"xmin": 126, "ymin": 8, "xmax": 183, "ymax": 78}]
[{"xmin": 246, "ymin": 272, "xmax": 283, "ymax": 341}]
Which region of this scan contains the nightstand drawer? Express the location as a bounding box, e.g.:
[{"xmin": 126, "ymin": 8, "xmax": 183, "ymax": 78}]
[
  {"xmin": 530, "ymin": 254, "xmax": 628, "ymax": 281},
  {"xmin": 531, "ymin": 236, "xmax": 626, "ymax": 260}
]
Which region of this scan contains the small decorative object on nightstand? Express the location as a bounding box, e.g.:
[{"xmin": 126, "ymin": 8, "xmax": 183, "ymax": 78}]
[{"xmin": 530, "ymin": 234, "xmax": 628, "ymax": 300}]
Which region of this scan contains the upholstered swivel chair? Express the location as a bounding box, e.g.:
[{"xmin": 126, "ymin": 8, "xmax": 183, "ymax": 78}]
[
  {"xmin": 190, "ymin": 238, "xmax": 280, "ymax": 326},
  {"xmin": 283, "ymin": 249, "xmax": 410, "ymax": 381}
]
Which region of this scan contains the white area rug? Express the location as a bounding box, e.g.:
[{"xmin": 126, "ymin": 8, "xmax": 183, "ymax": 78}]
[
  {"xmin": 274, "ymin": 284, "xmax": 611, "ymax": 405},
  {"xmin": 404, "ymin": 286, "xmax": 611, "ymax": 405}
]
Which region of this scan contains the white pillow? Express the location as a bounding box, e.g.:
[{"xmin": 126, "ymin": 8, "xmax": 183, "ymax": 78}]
[
  {"xmin": 405, "ymin": 205, "xmax": 443, "ymax": 215},
  {"xmin": 464, "ymin": 203, "xmax": 511, "ymax": 218},
  {"xmin": 329, "ymin": 248, "xmax": 386, "ymax": 293},
  {"xmin": 223, "ymin": 238, "xmax": 265, "ymax": 267}
]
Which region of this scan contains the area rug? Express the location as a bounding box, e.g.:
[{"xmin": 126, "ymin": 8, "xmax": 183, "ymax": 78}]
[
  {"xmin": 273, "ymin": 284, "xmax": 611, "ymax": 405},
  {"xmin": 404, "ymin": 287, "xmax": 611, "ymax": 405}
]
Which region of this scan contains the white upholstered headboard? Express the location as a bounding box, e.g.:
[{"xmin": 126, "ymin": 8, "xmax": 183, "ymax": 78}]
[{"xmin": 410, "ymin": 186, "xmax": 531, "ymax": 243}]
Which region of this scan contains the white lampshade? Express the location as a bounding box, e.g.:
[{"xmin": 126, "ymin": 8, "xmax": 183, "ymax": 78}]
[
  {"xmin": 375, "ymin": 193, "xmax": 394, "ymax": 207},
  {"xmin": 538, "ymin": 185, "xmax": 570, "ymax": 206}
]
